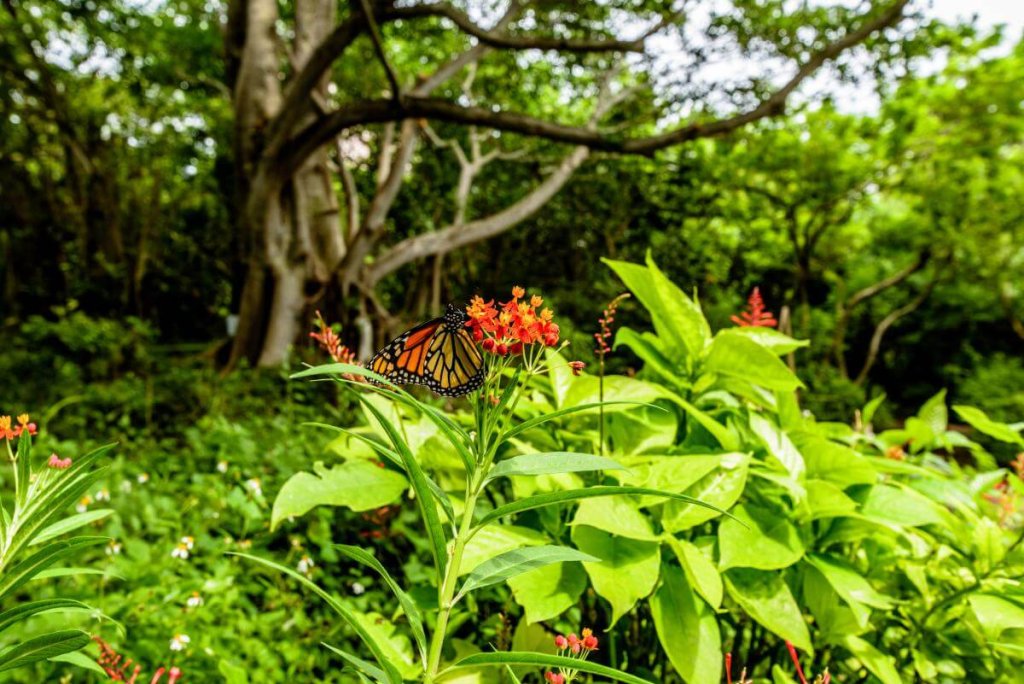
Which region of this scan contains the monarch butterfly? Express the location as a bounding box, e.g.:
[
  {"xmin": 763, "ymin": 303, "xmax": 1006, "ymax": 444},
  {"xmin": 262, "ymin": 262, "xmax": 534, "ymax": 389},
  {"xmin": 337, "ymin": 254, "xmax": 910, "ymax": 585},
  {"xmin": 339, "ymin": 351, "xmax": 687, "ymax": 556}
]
[{"xmin": 369, "ymin": 303, "xmax": 484, "ymax": 397}]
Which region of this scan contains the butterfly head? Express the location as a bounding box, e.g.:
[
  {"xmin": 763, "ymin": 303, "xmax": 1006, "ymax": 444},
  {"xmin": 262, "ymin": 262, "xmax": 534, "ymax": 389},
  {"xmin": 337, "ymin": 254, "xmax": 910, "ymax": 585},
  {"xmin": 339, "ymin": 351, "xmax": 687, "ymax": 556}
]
[{"xmin": 444, "ymin": 302, "xmax": 467, "ymax": 327}]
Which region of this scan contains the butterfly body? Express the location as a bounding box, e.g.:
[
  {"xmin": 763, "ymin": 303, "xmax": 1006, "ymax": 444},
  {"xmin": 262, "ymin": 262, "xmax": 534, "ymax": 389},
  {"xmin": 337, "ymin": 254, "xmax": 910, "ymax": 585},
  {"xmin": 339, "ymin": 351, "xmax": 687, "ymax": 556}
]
[{"xmin": 369, "ymin": 303, "xmax": 485, "ymax": 397}]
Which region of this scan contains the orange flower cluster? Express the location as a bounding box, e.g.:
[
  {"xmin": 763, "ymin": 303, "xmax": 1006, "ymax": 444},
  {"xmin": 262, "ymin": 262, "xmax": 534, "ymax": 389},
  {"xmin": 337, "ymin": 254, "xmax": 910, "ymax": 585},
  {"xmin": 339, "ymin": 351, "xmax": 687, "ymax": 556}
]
[
  {"xmin": 93, "ymin": 636, "xmax": 182, "ymax": 683},
  {"xmin": 309, "ymin": 311, "xmax": 356, "ymax": 364},
  {"xmin": 0, "ymin": 413, "xmax": 37, "ymax": 441},
  {"xmin": 466, "ymin": 286, "xmax": 560, "ymax": 356}
]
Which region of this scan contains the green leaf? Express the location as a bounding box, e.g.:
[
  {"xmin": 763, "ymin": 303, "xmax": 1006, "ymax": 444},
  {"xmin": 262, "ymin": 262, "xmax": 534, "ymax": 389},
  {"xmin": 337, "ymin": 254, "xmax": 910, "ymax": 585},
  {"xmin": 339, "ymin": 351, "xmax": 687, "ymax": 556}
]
[
  {"xmin": 321, "ymin": 642, "xmax": 389, "ymax": 682},
  {"xmin": 0, "ymin": 537, "xmax": 107, "ymax": 603},
  {"xmin": 917, "ymin": 390, "xmax": 948, "ymax": 436},
  {"xmin": 501, "ymin": 400, "xmax": 661, "ymax": 443},
  {"xmin": 719, "ymin": 504, "xmax": 804, "ymax": 571},
  {"xmin": 651, "ymin": 565, "xmax": 721, "ymax": 684},
  {"xmin": 0, "ymin": 599, "xmax": 91, "ymax": 635},
  {"xmin": 335, "ymin": 544, "xmax": 427, "ymax": 666},
  {"xmin": 724, "ymin": 569, "xmax": 813, "ymax": 653},
  {"xmin": 859, "ymin": 484, "xmax": 947, "ymax": 528},
  {"xmin": 839, "ymin": 635, "xmax": 901, "ymax": 684},
  {"xmin": 508, "ymin": 561, "xmax": 587, "ymax": 624},
  {"xmin": 460, "ymin": 525, "xmax": 549, "ymax": 576},
  {"xmin": 664, "ymin": 536, "xmax": 723, "ymax": 609},
  {"xmin": 475, "ymin": 486, "xmax": 730, "ymax": 530},
  {"xmin": 444, "ymin": 652, "xmax": 655, "ymax": 684},
  {"xmin": 571, "ymin": 526, "xmax": 660, "ymax": 626},
  {"xmin": 350, "ymin": 611, "xmax": 420, "ymax": 679},
  {"xmin": 969, "ymin": 594, "xmax": 1024, "ymax": 640},
  {"xmin": 572, "ymin": 496, "xmax": 658, "ymax": 541},
  {"xmin": 272, "ymin": 460, "xmax": 408, "ymax": 530},
  {"xmin": 805, "ymin": 554, "xmax": 893, "ymax": 628},
  {"xmin": 456, "ymin": 546, "xmax": 597, "ymax": 602},
  {"xmin": 750, "ymin": 414, "xmax": 804, "ymax": 479},
  {"xmin": 48, "ymin": 649, "xmax": 107, "ymax": 675},
  {"xmin": 725, "ymin": 327, "xmax": 809, "ymax": 355},
  {"xmin": 233, "ymin": 553, "xmax": 404, "ymax": 684},
  {"xmin": 663, "ymin": 453, "xmax": 750, "ymax": 532},
  {"xmin": 795, "ymin": 434, "xmax": 876, "ymax": 488},
  {"xmin": 705, "ymin": 333, "xmax": 804, "ymax": 392},
  {"xmin": 359, "ymin": 396, "xmax": 449, "ymax": 580},
  {"xmin": 487, "ymin": 452, "xmax": 626, "ymax": 480},
  {"xmin": 31, "ymin": 510, "xmax": 113, "ymax": 546},
  {"xmin": 805, "ymin": 480, "xmax": 858, "ymax": 520},
  {"xmin": 615, "ymin": 327, "xmax": 687, "ymax": 389},
  {"xmin": 15, "ymin": 431, "xmax": 31, "ymax": 507},
  {"xmin": 0, "ymin": 630, "xmax": 90, "ymax": 674},
  {"xmin": 954, "ymin": 405, "xmax": 1024, "ymax": 446},
  {"xmin": 669, "ymin": 394, "xmax": 740, "ymax": 450}
]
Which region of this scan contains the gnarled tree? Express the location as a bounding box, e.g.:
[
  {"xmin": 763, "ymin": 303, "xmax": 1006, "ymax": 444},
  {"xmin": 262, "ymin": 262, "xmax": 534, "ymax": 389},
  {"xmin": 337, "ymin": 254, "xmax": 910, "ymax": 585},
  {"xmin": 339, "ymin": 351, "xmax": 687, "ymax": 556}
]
[{"xmin": 224, "ymin": 0, "xmax": 915, "ymax": 367}]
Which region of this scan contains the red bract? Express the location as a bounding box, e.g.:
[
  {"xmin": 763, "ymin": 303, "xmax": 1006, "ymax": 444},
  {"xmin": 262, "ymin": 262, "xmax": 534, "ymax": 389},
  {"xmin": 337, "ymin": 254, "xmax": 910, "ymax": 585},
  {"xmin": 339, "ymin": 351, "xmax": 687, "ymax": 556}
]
[
  {"xmin": 465, "ymin": 287, "xmax": 560, "ymax": 356},
  {"xmin": 310, "ymin": 311, "xmax": 357, "ymax": 365},
  {"xmin": 731, "ymin": 287, "xmax": 778, "ymax": 328}
]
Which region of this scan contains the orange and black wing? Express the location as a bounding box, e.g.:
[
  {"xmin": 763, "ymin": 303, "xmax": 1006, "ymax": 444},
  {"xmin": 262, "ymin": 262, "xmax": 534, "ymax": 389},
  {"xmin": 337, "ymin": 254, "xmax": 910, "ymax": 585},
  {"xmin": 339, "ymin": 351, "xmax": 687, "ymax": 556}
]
[
  {"xmin": 369, "ymin": 310, "xmax": 484, "ymax": 397},
  {"xmin": 422, "ymin": 325, "xmax": 484, "ymax": 396}
]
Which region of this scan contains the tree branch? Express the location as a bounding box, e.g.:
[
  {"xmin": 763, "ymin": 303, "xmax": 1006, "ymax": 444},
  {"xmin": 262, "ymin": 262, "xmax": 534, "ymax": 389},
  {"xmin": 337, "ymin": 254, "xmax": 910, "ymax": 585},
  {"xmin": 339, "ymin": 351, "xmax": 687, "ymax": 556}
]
[
  {"xmin": 391, "ymin": 1, "xmax": 665, "ymax": 54},
  {"xmin": 356, "ymin": 0, "xmax": 401, "ymax": 99}
]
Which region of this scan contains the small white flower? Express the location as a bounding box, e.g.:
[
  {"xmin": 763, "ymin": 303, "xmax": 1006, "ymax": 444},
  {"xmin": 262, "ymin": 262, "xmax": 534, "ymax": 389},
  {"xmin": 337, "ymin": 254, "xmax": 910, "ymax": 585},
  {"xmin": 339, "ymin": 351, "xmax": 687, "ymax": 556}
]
[
  {"xmin": 137, "ymin": 472, "xmax": 150, "ymax": 484},
  {"xmin": 95, "ymin": 488, "xmax": 110, "ymax": 502},
  {"xmin": 186, "ymin": 592, "xmax": 204, "ymax": 608},
  {"xmin": 216, "ymin": 460, "xmax": 228, "ymax": 473},
  {"xmin": 297, "ymin": 555, "xmax": 314, "ymax": 575},
  {"xmin": 351, "ymin": 582, "xmax": 366, "ymax": 596},
  {"xmin": 170, "ymin": 633, "xmax": 190, "ymax": 651},
  {"xmin": 171, "ymin": 544, "xmax": 190, "ymax": 560},
  {"xmin": 76, "ymin": 495, "xmax": 92, "ymax": 513},
  {"xmin": 181, "ymin": 536, "xmax": 195, "ymax": 550},
  {"xmin": 106, "ymin": 541, "xmax": 122, "ymax": 556},
  {"xmin": 120, "ymin": 480, "xmax": 133, "ymax": 493},
  {"xmin": 245, "ymin": 478, "xmax": 262, "ymax": 497}
]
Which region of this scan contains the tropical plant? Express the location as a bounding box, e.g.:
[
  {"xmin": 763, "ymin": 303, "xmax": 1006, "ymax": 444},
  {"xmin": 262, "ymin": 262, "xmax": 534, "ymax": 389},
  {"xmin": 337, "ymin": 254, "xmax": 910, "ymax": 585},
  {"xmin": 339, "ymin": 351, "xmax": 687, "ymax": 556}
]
[{"xmin": 0, "ymin": 413, "xmax": 114, "ymax": 674}]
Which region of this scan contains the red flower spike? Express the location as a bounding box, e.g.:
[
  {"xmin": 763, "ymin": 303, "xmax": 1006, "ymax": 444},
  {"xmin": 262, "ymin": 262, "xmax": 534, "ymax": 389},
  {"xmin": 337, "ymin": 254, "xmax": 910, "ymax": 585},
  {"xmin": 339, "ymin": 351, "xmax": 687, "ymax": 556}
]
[{"xmin": 731, "ymin": 287, "xmax": 778, "ymax": 328}]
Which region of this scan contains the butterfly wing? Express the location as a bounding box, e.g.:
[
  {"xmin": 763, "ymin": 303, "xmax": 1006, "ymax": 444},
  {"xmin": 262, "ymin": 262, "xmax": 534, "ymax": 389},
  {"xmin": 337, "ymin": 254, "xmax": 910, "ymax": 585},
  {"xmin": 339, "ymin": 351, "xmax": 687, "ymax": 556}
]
[
  {"xmin": 422, "ymin": 325, "xmax": 484, "ymax": 396},
  {"xmin": 369, "ymin": 317, "xmax": 444, "ymax": 386},
  {"xmin": 369, "ymin": 313, "xmax": 484, "ymax": 397}
]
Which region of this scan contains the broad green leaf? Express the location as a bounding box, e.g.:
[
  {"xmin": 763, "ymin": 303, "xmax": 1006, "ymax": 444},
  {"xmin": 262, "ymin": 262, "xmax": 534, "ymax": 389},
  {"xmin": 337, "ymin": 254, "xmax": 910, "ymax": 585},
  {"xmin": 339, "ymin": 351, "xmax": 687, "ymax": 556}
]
[
  {"xmin": 572, "ymin": 496, "xmax": 658, "ymax": 541},
  {"xmin": 669, "ymin": 394, "xmax": 740, "ymax": 450},
  {"xmin": 571, "ymin": 526, "xmax": 660, "ymax": 626},
  {"xmin": 917, "ymin": 390, "xmax": 948, "ymax": 436},
  {"xmin": 562, "ymin": 376, "xmax": 676, "ymax": 413},
  {"xmin": 651, "ymin": 565, "xmax": 721, "ymax": 684},
  {"xmin": 474, "ymin": 486, "xmax": 729, "ymax": 529},
  {"xmin": 508, "ymin": 562, "xmax": 587, "ymax": 624},
  {"xmin": 335, "ymin": 544, "xmax": 427, "ymax": 665},
  {"xmin": 603, "ymin": 257, "xmax": 707, "ymax": 365},
  {"xmin": 969, "ymin": 594, "xmax": 1024, "ymax": 640},
  {"xmin": 839, "ymin": 635, "xmax": 901, "ymax": 684},
  {"xmin": 725, "ymin": 327, "xmax": 809, "ymax": 355},
  {"xmin": 31, "ymin": 510, "xmax": 113, "ymax": 546},
  {"xmin": 750, "ymin": 414, "xmax": 804, "ymax": 479},
  {"xmin": 233, "ymin": 552, "xmax": 403, "ymax": 684},
  {"xmin": 613, "ymin": 455, "xmax": 721, "ymax": 498},
  {"xmin": 954, "ymin": 405, "xmax": 1024, "ymax": 446},
  {"xmin": 795, "ymin": 434, "xmax": 876, "ymax": 488},
  {"xmin": 664, "ymin": 535, "xmax": 723, "ymax": 609},
  {"xmin": 501, "ymin": 401, "xmax": 661, "ymax": 444},
  {"xmin": 705, "ymin": 333, "xmax": 803, "ymax": 392},
  {"xmin": 615, "ymin": 327, "xmax": 687, "ymax": 389},
  {"xmin": 0, "ymin": 630, "xmax": 90, "ymax": 674},
  {"xmin": 460, "ymin": 525, "xmax": 548, "ymax": 576},
  {"xmin": 718, "ymin": 504, "xmax": 804, "ymax": 571},
  {"xmin": 724, "ymin": 568, "xmax": 812, "ymax": 653},
  {"xmin": 488, "ymin": 452, "xmax": 625, "ymax": 481},
  {"xmin": 445, "ymin": 651, "xmax": 655, "ymax": 684},
  {"xmin": 360, "ymin": 397, "xmax": 449, "ymax": 579},
  {"xmin": 271, "ymin": 460, "xmax": 408, "ymax": 529},
  {"xmin": 607, "ymin": 405, "xmax": 679, "ymax": 455},
  {"xmin": 859, "ymin": 484, "xmax": 947, "ymax": 528},
  {"xmin": 805, "ymin": 553, "xmax": 893, "ymax": 628},
  {"xmin": 805, "ymin": 480, "xmax": 858, "ymax": 520},
  {"xmin": 0, "ymin": 599, "xmax": 91, "ymax": 635},
  {"xmin": 663, "ymin": 453, "xmax": 750, "ymax": 532},
  {"xmin": 456, "ymin": 546, "xmax": 597, "ymax": 602}
]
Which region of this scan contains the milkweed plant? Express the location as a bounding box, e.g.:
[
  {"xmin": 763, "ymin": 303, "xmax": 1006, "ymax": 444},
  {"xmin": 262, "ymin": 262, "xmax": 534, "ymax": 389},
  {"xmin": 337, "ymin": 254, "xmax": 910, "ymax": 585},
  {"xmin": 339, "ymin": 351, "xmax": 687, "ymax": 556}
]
[{"xmin": 238, "ymin": 287, "xmax": 728, "ymax": 684}]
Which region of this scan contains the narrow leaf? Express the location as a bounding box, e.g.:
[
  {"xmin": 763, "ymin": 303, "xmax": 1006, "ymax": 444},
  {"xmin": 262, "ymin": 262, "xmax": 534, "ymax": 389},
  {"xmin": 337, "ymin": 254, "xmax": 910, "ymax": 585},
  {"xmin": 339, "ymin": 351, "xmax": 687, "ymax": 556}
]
[
  {"xmin": 0, "ymin": 630, "xmax": 90, "ymax": 673},
  {"xmin": 456, "ymin": 546, "xmax": 597, "ymax": 602},
  {"xmin": 444, "ymin": 652, "xmax": 655, "ymax": 684},
  {"xmin": 487, "ymin": 452, "xmax": 626, "ymax": 481},
  {"xmin": 0, "ymin": 599, "xmax": 91, "ymax": 635},
  {"xmin": 31, "ymin": 510, "xmax": 114, "ymax": 546}
]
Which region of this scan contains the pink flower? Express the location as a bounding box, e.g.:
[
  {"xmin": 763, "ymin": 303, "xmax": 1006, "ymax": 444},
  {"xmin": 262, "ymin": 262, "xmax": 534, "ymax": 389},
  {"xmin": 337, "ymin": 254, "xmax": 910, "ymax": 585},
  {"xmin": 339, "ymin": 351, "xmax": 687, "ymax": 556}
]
[
  {"xmin": 545, "ymin": 673, "xmax": 565, "ymax": 684},
  {"xmin": 554, "ymin": 635, "xmax": 568, "ymax": 650}
]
